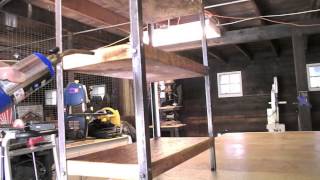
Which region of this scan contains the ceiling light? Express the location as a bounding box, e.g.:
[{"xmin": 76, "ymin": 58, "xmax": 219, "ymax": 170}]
[{"xmin": 143, "ymin": 19, "xmax": 221, "ymax": 47}]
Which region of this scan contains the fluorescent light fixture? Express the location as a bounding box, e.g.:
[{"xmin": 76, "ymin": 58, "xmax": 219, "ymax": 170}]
[{"xmin": 143, "ymin": 19, "xmax": 221, "ymax": 47}]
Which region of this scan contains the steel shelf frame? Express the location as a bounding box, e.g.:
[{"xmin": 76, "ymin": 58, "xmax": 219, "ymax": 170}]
[{"xmin": 54, "ymin": 0, "xmax": 216, "ymax": 179}]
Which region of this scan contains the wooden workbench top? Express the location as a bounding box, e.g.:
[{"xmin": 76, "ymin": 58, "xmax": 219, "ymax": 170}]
[{"xmin": 67, "ymin": 137, "xmax": 214, "ymax": 179}]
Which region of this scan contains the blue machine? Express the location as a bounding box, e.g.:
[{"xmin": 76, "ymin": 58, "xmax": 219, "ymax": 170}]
[
  {"xmin": 64, "ymin": 82, "xmax": 89, "ymax": 140},
  {"xmin": 0, "ymin": 52, "xmax": 55, "ymax": 113}
]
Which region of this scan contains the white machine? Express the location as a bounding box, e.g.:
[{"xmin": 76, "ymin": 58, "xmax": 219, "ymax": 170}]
[{"xmin": 267, "ymin": 77, "xmax": 287, "ymax": 132}]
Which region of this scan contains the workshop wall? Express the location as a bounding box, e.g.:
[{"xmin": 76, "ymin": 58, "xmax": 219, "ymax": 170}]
[{"xmin": 181, "ymin": 49, "xmax": 320, "ymax": 136}]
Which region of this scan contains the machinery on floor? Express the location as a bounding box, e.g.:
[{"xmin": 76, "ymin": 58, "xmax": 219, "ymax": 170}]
[
  {"xmin": 0, "ymin": 48, "xmax": 93, "ymax": 179},
  {"xmin": 0, "ymin": 49, "xmax": 62, "ymax": 180},
  {"xmin": 266, "ymin": 76, "xmax": 287, "ymax": 132},
  {"xmin": 64, "ymin": 81, "xmax": 123, "ymax": 140},
  {"xmin": 64, "ymin": 81, "xmax": 89, "ymax": 140}
]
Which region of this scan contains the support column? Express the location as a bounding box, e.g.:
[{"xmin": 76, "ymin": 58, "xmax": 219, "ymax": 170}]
[
  {"xmin": 129, "ymin": 0, "xmax": 152, "ymax": 179},
  {"xmin": 148, "ymin": 23, "xmax": 161, "ymax": 138},
  {"xmin": 292, "ymin": 34, "xmax": 312, "ymax": 130},
  {"xmin": 55, "ymin": 0, "xmax": 67, "ymax": 179},
  {"xmin": 200, "ymin": 8, "xmax": 216, "ymax": 170}
]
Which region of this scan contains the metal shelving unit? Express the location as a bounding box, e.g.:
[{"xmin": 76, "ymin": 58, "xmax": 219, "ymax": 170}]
[{"xmin": 54, "ymin": 0, "xmax": 216, "ymax": 179}]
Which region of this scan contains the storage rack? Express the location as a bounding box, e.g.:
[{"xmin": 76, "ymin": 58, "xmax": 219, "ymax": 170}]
[{"xmin": 54, "ymin": 0, "xmax": 216, "ymax": 179}]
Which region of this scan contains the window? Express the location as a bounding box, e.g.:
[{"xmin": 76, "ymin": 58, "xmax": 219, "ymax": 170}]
[
  {"xmin": 5, "ymin": 13, "xmax": 17, "ymax": 28},
  {"xmin": 217, "ymin": 71, "xmax": 243, "ymax": 98},
  {"xmin": 90, "ymin": 85, "xmax": 106, "ymax": 99},
  {"xmin": 307, "ymin": 63, "xmax": 320, "ymax": 91},
  {"xmin": 45, "ymin": 90, "xmax": 57, "ymax": 105}
]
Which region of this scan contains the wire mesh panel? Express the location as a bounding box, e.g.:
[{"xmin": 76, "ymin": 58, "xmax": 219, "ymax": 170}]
[{"xmin": 0, "ymin": 11, "xmax": 120, "ymax": 121}]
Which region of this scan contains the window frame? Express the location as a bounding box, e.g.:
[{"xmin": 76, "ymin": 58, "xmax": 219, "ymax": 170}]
[
  {"xmin": 90, "ymin": 84, "xmax": 106, "ymax": 99},
  {"xmin": 217, "ymin": 71, "xmax": 243, "ymax": 98},
  {"xmin": 45, "ymin": 90, "xmax": 57, "ymax": 106},
  {"xmin": 307, "ymin": 63, "xmax": 320, "ymax": 91}
]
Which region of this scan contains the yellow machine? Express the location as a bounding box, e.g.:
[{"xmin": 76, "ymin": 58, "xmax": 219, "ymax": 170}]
[
  {"xmin": 97, "ymin": 107, "xmax": 121, "ymax": 127},
  {"xmin": 88, "ymin": 107, "xmax": 122, "ymax": 138}
]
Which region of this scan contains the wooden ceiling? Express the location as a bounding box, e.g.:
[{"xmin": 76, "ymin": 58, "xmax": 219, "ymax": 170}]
[{"xmin": 28, "ymin": 0, "xmax": 320, "ymax": 62}]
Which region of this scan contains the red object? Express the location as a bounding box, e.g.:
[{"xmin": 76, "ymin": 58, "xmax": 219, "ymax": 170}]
[
  {"xmin": 27, "ymin": 136, "xmax": 45, "ymax": 147},
  {"xmin": 0, "ymin": 107, "xmax": 13, "ymax": 125}
]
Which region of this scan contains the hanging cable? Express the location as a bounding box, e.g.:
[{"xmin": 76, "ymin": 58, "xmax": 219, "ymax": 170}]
[{"xmin": 210, "ymin": 8, "xmax": 320, "ymax": 26}]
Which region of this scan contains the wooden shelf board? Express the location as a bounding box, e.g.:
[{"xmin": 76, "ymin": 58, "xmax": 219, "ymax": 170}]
[
  {"xmin": 67, "ymin": 137, "xmax": 214, "ymax": 179},
  {"xmin": 63, "ymin": 44, "xmax": 207, "ymax": 82}
]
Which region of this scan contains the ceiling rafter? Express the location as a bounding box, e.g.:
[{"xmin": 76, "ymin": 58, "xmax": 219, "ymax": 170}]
[
  {"xmin": 30, "ymin": 0, "xmax": 130, "ymax": 36},
  {"xmin": 234, "ymin": 45, "xmax": 253, "ymax": 61},
  {"xmin": 250, "ymin": 0, "xmax": 280, "ymax": 57},
  {"xmin": 208, "ymin": 49, "xmax": 227, "ymax": 63}
]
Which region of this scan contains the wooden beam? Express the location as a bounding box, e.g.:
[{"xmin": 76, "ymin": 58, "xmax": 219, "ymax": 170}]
[
  {"xmin": 251, "ymin": 0, "xmax": 280, "ymax": 57},
  {"xmin": 309, "ymin": 0, "xmax": 320, "ymax": 19},
  {"xmin": 292, "ymin": 34, "xmax": 312, "ymax": 131},
  {"xmin": 234, "ymin": 45, "xmax": 252, "ymax": 61},
  {"xmin": 159, "ymin": 21, "xmax": 320, "ymax": 52},
  {"xmin": 208, "ymin": 50, "xmax": 227, "ymax": 63},
  {"xmin": 30, "ymin": 0, "xmax": 130, "ymax": 36}
]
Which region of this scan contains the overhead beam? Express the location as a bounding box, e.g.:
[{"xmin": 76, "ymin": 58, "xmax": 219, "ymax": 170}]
[
  {"xmin": 159, "ymin": 21, "xmax": 320, "ymax": 52},
  {"xmin": 0, "ymin": 0, "xmax": 11, "ymax": 7},
  {"xmin": 309, "ymin": 0, "xmax": 320, "ymax": 19},
  {"xmin": 208, "ymin": 50, "xmax": 227, "ymax": 63},
  {"xmin": 204, "ymin": 0, "xmax": 249, "ymax": 9},
  {"xmin": 30, "ymin": 0, "xmax": 130, "ymax": 36},
  {"xmin": 251, "ymin": 0, "xmax": 280, "ymax": 57},
  {"xmin": 234, "ymin": 45, "xmax": 252, "ymax": 61}
]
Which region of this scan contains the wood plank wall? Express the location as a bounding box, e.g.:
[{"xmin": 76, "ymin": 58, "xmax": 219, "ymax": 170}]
[{"xmin": 181, "ymin": 50, "xmax": 320, "ymax": 136}]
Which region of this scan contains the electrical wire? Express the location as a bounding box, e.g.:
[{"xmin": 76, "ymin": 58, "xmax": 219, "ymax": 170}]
[
  {"xmin": 0, "ymin": 22, "xmax": 130, "ymax": 52},
  {"xmin": 3, "ymin": 7, "xmax": 320, "ymax": 51},
  {"xmin": 101, "ymin": 25, "xmax": 148, "ymax": 48},
  {"xmin": 102, "ymin": 35, "xmax": 130, "ymax": 48},
  {"xmin": 211, "ymin": 8, "xmax": 320, "ymax": 27}
]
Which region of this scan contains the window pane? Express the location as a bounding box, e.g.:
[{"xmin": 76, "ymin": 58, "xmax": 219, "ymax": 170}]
[
  {"xmin": 219, "ymin": 74, "xmax": 229, "ymax": 84},
  {"xmin": 310, "ymin": 77, "xmax": 320, "ymax": 88},
  {"xmin": 230, "ymin": 73, "xmax": 241, "ymax": 83},
  {"xmin": 309, "ymin": 66, "xmax": 320, "ymax": 77},
  {"xmin": 229, "ymin": 84, "xmax": 241, "ymax": 93},
  {"xmin": 45, "ymin": 90, "xmax": 56, "ymax": 105},
  {"xmin": 220, "ymin": 84, "xmax": 229, "ymax": 94},
  {"xmin": 91, "ymin": 85, "xmax": 106, "ymax": 98}
]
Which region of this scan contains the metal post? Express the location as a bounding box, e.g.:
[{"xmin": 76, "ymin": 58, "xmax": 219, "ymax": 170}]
[
  {"xmin": 129, "ymin": 0, "xmax": 152, "ymax": 179},
  {"xmin": 3, "ymin": 139, "xmax": 12, "ymax": 180},
  {"xmin": 148, "ymin": 24, "xmax": 161, "ymax": 138},
  {"xmin": 200, "ymin": 6, "xmax": 217, "ymax": 171},
  {"xmin": 0, "ymin": 146, "xmax": 3, "ymax": 180},
  {"xmin": 31, "ymin": 152, "xmax": 39, "ymax": 180},
  {"xmin": 51, "ymin": 134, "xmax": 61, "ymax": 180},
  {"xmin": 153, "ymin": 82, "xmax": 161, "ymax": 137},
  {"xmin": 55, "ymin": 0, "xmax": 67, "ymax": 179}
]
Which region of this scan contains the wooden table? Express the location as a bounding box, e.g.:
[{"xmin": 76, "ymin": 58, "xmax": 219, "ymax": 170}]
[
  {"xmin": 67, "ymin": 137, "xmax": 214, "ymax": 179},
  {"xmin": 66, "ymin": 135, "xmax": 131, "ymax": 159},
  {"xmin": 149, "ymin": 123, "xmax": 186, "ymax": 137}
]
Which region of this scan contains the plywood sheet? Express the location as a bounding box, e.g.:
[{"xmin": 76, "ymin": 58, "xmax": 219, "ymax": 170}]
[
  {"xmin": 89, "ymin": 0, "xmax": 202, "ymax": 23},
  {"xmin": 67, "ymin": 137, "xmax": 214, "ymax": 179},
  {"xmin": 63, "ymin": 44, "xmax": 207, "ymax": 82}
]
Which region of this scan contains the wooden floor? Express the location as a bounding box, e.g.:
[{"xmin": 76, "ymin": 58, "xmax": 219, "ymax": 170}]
[
  {"xmin": 70, "ymin": 132, "xmax": 320, "ymax": 179},
  {"xmin": 157, "ymin": 132, "xmax": 320, "ymax": 180}
]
